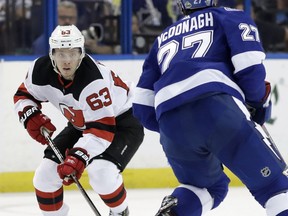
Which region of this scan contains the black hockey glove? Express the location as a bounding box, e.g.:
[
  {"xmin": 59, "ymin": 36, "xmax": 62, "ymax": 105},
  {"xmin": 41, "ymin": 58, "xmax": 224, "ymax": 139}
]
[{"xmin": 246, "ymin": 81, "xmax": 272, "ymax": 125}]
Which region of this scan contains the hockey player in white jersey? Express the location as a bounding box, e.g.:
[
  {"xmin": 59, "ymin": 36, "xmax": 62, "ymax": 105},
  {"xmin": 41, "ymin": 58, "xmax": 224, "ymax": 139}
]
[
  {"xmin": 132, "ymin": 0, "xmax": 288, "ymax": 215},
  {"xmin": 14, "ymin": 25, "xmax": 144, "ymax": 216}
]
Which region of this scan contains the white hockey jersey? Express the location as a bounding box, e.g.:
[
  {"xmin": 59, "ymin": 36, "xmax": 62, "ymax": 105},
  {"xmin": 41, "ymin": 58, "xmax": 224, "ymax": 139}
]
[{"xmin": 14, "ymin": 54, "xmax": 133, "ymax": 158}]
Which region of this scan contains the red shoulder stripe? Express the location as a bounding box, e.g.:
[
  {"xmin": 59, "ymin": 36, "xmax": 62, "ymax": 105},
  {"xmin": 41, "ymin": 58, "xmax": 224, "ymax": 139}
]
[{"xmin": 13, "ymin": 83, "xmax": 30, "ymax": 103}]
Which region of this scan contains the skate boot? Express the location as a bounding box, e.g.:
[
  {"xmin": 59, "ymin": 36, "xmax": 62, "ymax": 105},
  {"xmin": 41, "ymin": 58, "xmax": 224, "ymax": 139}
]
[
  {"xmin": 109, "ymin": 207, "xmax": 129, "ymax": 216},
  {"xmin": 155, "ymin": 195, "xmax": 178, "ymax": 216}
]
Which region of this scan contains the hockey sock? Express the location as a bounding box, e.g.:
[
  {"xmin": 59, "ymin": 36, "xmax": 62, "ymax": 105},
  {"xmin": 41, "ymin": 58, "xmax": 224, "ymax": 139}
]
[
  {"xmin": 266, "ymin": 192, "xmax": 288, "ymax": 216},
  {"xmin": 171, "ymin": 184, "xmax": 213, "ymax": 216},
  {"xmin": 207, "ymin": 173, "xmax": 230, "ymax": 208},
  {"xmin": 99, "ymin": 183, "xmax": 128, "ymax": 213},
  {"xmin": 41, "ymin": 203, "xmax": 69, "ymax": 216},
  {"xmin": 35, "ymin": 187, "xmax": 64, "ymax": 211}
]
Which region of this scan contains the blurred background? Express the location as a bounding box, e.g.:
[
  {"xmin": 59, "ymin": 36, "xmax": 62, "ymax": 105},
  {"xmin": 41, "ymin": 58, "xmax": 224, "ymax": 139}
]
[{"xmin": 1, "ymin": 0, "xmax": 288, "ymax": 57}]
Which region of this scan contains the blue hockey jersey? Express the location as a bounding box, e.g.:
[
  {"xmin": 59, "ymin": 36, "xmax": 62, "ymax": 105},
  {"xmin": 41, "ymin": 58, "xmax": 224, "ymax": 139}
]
[{"xmin": 133, "ymin": 7, "xmax": 267, "ymax": 132}]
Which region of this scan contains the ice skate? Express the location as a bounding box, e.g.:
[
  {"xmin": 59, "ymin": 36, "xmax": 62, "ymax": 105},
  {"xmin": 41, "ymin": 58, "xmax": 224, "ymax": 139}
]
[
  {"xmin": 155, "ymin": 195, "xmax": 178, "ymax": 216},
  {"xmin": 109, "ymin": 207, "xmax": 129, "ymax": 216}
]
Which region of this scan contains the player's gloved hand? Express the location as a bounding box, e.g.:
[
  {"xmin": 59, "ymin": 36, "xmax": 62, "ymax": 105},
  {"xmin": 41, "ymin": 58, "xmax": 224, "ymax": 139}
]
[
  {"xmin": 246, "ymin": 81, "xmax": 272, "ymax": 125},
  {"xmin": 57, "ymin": 148, "xmax": 89, "ymax": 186},
  {"xmin": 19, "ymin": 106, "xmax": 56, "ymax": 144}
]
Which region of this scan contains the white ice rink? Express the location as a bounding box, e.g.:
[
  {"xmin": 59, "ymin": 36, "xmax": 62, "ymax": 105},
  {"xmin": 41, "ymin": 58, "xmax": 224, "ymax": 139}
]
[{"xmin": 0, "ymin": 187, "xmax": 266, "ymax": 215}]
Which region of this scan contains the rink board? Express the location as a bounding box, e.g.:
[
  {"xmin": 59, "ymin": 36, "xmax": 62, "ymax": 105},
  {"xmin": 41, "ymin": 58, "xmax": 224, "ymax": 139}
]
[
  {"xmin": 0, "ymin": 168, "xmax": 242, "ymax": 192},
  {"xmin": 1, "ymin": 58, "xmax": 288, "ymax": 193}
]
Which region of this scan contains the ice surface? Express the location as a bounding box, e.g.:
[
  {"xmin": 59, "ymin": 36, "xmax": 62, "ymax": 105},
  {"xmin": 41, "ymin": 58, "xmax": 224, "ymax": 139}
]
[{"xmin": 0, "ymin": 187, "xmax": 265, "ymax": 215}]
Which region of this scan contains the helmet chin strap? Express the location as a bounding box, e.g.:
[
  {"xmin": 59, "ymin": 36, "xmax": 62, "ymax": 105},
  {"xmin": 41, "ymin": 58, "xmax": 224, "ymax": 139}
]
[{"xmin": 50, "ymin": 56, "xmax": 60, "ymax": 75}]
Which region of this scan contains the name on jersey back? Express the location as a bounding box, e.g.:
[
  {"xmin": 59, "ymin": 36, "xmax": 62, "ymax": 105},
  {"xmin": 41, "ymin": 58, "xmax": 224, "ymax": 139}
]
[{"xmin": 157, "ymin": 12, "xmax": 213, "ymax": 47}]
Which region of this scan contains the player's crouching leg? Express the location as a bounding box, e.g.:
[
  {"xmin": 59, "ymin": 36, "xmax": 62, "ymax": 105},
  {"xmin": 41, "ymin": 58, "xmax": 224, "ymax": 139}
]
[
  {"xmin": 33, "ymin": 158, "xmax": 69, "ymax": 216},
  {"xmin": 88, "ymin": 159, "xmax": 129, "ymax": 215},
  {"xmin": 250, "ymin": 174, "xmax": 288, "ymax": 216},
  {"xmin": 266, "ymin": 192, "xmax": 288, "ymax": 216},
  {"xmin": 157, "ymin": 174, "xmax": 229, "ymax": 216}
]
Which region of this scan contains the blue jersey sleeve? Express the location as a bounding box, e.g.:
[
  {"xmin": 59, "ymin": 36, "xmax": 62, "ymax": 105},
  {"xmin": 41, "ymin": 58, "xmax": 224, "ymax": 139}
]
[
  {"xmin": 219, "ymin": 8, "xmax": 267, "ymax": 103},
  {"xmin": 132, "ymin": 44, "xmax": 161, "ymax": 132}
]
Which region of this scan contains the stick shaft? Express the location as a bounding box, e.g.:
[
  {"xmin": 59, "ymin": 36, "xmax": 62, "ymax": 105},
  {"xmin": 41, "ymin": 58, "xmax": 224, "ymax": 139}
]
[{"xmin": 261, "ymin": 125, "xmax": 288, "ymax": 176}]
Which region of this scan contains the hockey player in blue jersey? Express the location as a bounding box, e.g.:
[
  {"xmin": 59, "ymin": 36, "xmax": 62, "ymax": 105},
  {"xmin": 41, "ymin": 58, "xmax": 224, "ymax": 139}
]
[{"xmin": 132, "ymin": 0, "xmax": 288, "ymax": 215}]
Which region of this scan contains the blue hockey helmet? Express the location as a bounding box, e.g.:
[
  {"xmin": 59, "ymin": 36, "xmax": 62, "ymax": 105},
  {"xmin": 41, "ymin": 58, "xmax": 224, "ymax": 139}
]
[{"xmin": 178, "ymin": 0, "xmax": 217, "ymax": 12}]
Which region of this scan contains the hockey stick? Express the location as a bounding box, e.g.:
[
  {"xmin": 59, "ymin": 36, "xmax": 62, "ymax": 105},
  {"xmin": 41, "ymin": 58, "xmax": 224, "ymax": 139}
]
[
  {"xmin": 41, "ymin": 128, "xmax": 101, "ymax": 216},
  {"xmin": 261, "ymin": 125, "xmax": 288, "ymax": 176}
]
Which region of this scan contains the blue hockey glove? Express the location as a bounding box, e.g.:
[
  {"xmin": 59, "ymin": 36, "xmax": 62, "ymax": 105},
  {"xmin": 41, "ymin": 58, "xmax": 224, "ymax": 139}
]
[{"xmin": 246, "ymin": 81, "xmax": 272, "ymax": 125}]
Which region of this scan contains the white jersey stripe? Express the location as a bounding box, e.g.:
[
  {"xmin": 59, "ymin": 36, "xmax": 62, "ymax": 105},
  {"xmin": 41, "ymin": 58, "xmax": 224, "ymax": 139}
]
[
  {"xmin": 155, "ymin": 69, "xmax": 245, "ymax": 108},
  {"xmin": 133, "ymin": 87, "xmax": 155, "ymax": 107},
  {"xmin": 232, "ymin": 51, "xmax": 265, "ymax": 74}
]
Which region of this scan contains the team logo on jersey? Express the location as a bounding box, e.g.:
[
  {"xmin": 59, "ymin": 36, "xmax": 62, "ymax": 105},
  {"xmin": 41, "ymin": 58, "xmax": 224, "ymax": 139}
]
[
  {"xmin": 59, "ymin": 103, "xmax": 85, "ymax": 130},
  {"xmin": 261, "ymin": 167, "xmax": 271, "ymax": 177}
]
